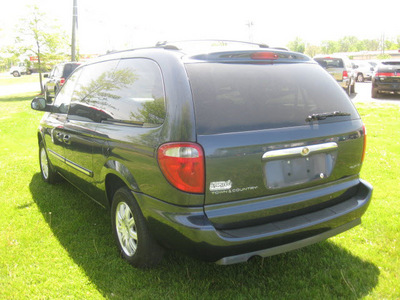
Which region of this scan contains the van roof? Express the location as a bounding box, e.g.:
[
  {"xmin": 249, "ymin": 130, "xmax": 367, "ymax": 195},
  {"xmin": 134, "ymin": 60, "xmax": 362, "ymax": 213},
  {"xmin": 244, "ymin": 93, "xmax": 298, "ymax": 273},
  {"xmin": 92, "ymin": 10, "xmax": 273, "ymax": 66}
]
[{"xmin": 95, "ymin": 40, "xmax": 312, "ymax": 64}]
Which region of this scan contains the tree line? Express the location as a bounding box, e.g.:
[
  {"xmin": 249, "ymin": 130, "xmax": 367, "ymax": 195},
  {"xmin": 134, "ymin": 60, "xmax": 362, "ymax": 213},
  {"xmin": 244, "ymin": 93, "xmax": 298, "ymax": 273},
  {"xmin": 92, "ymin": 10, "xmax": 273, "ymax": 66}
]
[{"xmin": 287, "ymin": 36, "xmax": 400, "ymax": 58}]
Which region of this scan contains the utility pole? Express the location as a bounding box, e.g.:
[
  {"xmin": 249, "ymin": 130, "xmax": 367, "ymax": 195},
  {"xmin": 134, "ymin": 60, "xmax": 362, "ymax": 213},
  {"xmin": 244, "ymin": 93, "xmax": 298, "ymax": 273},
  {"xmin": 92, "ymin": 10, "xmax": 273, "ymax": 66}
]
[
  {"xmin": 246, "ymin": 21, "xmax": 254, "ymax": 42},
  {"xmin": 381, "ymin": 33, "xmax": 385, "ymax": 55},
  {"xmin": 71, "ymin": 0, "xmax": 78, "ymax": 61}
]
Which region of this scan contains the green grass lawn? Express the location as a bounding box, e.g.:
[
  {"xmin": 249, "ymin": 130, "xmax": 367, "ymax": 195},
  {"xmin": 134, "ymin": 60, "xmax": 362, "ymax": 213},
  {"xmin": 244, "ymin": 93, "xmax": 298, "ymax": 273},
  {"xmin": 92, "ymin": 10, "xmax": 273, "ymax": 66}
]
[
  {"xmin": 0, "ymin": 93, "xmax": 399, "ymax": 299},
  {"xmin": 0, "ymin": 74, "xmax": 41, "ymax": 86}
]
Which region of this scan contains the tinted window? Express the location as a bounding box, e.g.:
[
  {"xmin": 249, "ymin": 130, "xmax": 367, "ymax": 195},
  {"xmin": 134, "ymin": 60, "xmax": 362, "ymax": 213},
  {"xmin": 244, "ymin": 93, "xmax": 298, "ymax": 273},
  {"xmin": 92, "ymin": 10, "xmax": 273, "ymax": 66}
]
[
  {"xmin": 62, "ymin": 63, "xmax": 80, "ymax": 78},
  {"xmin": 314, "ymin": 58, "xmax": 344, "ymax": 68},
  {"xmin": 53, "ymin": 68, "xmax": 82, "ymax": 113},
  {"xmin": 68, "ymin": 58, "xmax": 165, "ymax": 126},
  {"xmin": 68, "ymin": 60, "xmax": 119, "ymax": 122},
  {"xmin": 186, "ymin": 63, "xmax": 359, "ymax": 135},
  {"xmin": 108, "ymin": 58, "xmax": 166, "ymax": 125}
]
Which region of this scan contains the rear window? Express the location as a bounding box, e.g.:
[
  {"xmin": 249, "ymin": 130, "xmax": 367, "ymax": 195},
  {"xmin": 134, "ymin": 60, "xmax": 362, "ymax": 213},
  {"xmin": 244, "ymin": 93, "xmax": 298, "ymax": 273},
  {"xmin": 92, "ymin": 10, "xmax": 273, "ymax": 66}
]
[
  {"xmin": 62, "ymin": 63, "xmax": 80, "ymax": 78},
  {"xmin": 186, "ymin": 63, "xmax": 359, "ymax": 135},
  {"xmin": 314, "ymin": 58, "xmax": 344, "ymax": 69},
  {"xmin": 381, "ymin": 61, "xmax": 400, "ymax": 66}
]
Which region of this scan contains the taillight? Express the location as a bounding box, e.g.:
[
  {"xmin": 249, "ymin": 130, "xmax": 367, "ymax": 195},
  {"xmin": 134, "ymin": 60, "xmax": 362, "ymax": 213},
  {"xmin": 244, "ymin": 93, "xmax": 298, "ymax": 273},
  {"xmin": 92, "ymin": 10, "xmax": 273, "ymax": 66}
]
[
  {"xmin": 251, "ymin": 52, "xmax": 279, "ymax": 60},
  {"xmin": 376, "ymin": 72, "xmax": 395, "ymax": 77},
  {"xmin": 157, "ymin": 143, "xmax": 205, "ymax": 194},
  {"xmin": 361, "ymin": 125, "xmax": 367, "ymax": 163},
  {"xmin": 60, "ymin": 78, "xmax": 66, "ymax": 85},
  {"xmin": 342, "ymin": 70, "xmax": 348, "ymax": 79}
]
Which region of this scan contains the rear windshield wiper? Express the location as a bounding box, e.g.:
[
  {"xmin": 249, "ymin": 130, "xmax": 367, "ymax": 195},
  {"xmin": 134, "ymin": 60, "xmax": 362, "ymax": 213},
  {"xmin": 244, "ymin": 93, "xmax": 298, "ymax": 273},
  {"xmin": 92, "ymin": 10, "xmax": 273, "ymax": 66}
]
[{"xmin": 306, "ymin": 111, "xmax": 351, "ymax": 122}]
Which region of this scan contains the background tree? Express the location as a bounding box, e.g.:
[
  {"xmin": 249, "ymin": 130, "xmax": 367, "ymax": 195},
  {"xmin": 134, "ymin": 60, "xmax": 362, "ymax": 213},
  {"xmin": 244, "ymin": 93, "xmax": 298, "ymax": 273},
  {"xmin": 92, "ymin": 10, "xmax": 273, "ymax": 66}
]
[
  {"xmin": 304, "ymin": 44, "xmax": 321, "ymax": 58},
  {"xmin": 291, "ymin": 35, "xmax": 398, "ymax": 57},
  {"xmin": 337, "ymin": 36, "xmax": 359, "ymax": 52},
  {"xmin": 287, "ymin": 37, "xmax": 305, "ymax": 53},
  {"xmin": 13, "ymin": 5, "xmax": 69, "ymax": 93}
]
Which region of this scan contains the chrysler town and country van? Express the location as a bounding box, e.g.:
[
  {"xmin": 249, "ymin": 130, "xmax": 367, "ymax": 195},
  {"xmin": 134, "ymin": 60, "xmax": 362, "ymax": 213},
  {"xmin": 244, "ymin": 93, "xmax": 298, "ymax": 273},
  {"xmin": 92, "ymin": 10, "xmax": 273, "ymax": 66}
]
[{"xmin": 31, "ymin": 40, "xmax": 373, "ymax": 268}]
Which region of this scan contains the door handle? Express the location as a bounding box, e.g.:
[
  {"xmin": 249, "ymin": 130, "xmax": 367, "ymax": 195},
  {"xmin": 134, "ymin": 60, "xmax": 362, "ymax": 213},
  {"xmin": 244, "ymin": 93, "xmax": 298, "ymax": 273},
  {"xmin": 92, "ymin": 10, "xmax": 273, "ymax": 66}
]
[
  {"xmin": 63, "ymin": 134, "xmax": 71, "ymax": 145},
  {"xmin": 55, "ymin": 132, "xmax": 64, "ymax": 143}
]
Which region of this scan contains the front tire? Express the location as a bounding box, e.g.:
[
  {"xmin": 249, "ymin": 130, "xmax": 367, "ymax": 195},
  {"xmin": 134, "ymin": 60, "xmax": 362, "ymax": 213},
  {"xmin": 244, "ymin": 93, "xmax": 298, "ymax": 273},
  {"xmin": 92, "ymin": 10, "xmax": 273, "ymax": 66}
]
[
  {"xmin": 39, "ymin": 141, "xmax": 59, "ymax": 183},
  {"xmin": 111, "ymin": 187, "xmax": 164, "ymax": 268}
]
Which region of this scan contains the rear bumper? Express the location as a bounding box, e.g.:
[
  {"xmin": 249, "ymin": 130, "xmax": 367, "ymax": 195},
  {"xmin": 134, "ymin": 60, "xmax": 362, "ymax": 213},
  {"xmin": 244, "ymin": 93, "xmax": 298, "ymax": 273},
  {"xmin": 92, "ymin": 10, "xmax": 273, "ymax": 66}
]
[
  {"xmin": 217, "ymin": 218, "xmax": 360, "ymax": 265},
  {"xmin": 373, "ymin": 80, "xmax": 400, "ymax": 92},
  {"xmin": 135, "ymin": 179, "xmax": 372, "ymax": 264}
]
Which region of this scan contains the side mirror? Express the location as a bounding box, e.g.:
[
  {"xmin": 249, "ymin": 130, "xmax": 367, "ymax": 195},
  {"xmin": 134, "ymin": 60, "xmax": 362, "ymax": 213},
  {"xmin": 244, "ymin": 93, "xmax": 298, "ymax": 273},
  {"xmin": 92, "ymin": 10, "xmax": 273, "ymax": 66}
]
[{"xmin": 31, "ymin": 97, "xmax": 50, "ymax": 111}]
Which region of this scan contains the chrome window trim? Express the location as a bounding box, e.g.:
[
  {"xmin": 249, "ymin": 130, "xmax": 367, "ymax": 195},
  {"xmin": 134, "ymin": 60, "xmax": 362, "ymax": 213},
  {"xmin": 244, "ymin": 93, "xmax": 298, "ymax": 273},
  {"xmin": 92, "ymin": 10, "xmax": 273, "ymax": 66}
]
[
  {"xmin": 48, "ymin": 149, "xmax": 93, "ymax": 177},
  {"xmin": 262, "ymin": 142, "xmax": 338, "ymax": 160}
]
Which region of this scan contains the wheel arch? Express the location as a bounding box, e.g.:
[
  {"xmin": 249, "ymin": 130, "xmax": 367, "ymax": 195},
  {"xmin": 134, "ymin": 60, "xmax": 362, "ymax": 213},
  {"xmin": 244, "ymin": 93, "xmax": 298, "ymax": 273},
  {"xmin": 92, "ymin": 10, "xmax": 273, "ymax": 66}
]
[
  {"xmin": 103, "ymin": 160, "xmax": 140, "ymax": 208},
  {"xmin": 37, "ymin": 131, "xmax": 43, "ymax": 144},
  {"xmin": 105, "ymin": 173, "xmax": 127, "ymax": 208}
]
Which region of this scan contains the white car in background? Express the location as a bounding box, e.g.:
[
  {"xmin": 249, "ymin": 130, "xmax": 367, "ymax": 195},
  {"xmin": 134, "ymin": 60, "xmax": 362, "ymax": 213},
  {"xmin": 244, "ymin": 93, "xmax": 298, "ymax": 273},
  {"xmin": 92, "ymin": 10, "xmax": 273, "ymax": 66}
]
[
  {"xmin": 9, "ymin": 62, "xmax": 32, "ymax": 77},
  {"xmin": 353, "ymin": 60, "xmax": 375, "ymax": 82}
]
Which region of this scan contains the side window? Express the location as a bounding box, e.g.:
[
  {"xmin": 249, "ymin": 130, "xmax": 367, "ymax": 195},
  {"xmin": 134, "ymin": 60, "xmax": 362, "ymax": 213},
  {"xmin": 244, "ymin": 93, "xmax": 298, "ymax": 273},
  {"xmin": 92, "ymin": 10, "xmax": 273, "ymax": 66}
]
[
  {"xmin": 50, "ymin": 66, "xmax": 57, "ymax": 77},
  {"xmin": 53, "ymin": 68, "xmax": 82, "ymax": 114},
  {"xmin": 54, "ymin": 65, "xmax": 63, "ymax": 77},
  {"xmin": 67, "ymin": 60, "xmax": 119, "ymax": 122},
  {"xmin": 68, "ymin": 58, "xmax": 166, "ymax": 126},
  {"xmin": 107, "ymin": 58, "xmax": 166, "ymax": 126}
]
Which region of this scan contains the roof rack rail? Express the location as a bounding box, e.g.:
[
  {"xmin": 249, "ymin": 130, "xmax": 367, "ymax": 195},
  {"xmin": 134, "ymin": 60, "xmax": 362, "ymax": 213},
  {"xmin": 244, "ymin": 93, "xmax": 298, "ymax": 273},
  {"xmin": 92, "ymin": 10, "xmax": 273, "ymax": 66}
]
[{"xmin": 155, "ymin": 40, "xmax": 269, "ymax": 50}]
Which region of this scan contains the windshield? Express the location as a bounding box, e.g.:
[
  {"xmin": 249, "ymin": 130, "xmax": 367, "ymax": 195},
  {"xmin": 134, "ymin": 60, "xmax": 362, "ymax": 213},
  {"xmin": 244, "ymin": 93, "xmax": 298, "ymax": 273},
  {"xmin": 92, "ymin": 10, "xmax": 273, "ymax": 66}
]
[{"xmin": 186, "ymin": 62, "xmax": 359, "ymax": 135}]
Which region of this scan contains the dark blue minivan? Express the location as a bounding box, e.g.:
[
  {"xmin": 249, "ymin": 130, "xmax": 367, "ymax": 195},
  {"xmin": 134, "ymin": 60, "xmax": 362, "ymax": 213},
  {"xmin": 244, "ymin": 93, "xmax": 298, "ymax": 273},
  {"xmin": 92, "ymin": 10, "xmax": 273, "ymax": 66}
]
[{"xmin": 31, "ymin": 40, "xmax": 372, "ymax": 268}]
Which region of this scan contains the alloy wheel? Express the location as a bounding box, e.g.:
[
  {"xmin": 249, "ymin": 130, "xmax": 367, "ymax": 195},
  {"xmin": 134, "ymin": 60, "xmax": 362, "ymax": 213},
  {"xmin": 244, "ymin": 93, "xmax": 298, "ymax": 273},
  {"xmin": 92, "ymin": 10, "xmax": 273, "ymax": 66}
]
[
  {"xmin": 40, "ymin": 147, "xmax": 49, "ymax": 180},
  {"xmin": 115, "ymin": 202, "xmax": 138, "ymax": 257}
]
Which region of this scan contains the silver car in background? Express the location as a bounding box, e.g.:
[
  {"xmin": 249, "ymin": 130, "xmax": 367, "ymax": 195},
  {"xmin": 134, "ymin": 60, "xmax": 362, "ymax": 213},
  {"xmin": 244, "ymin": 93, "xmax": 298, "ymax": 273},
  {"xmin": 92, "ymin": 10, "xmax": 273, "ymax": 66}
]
[{"xmin": 314, "ymin": 55, "xmax": 356, "ymax": 95}]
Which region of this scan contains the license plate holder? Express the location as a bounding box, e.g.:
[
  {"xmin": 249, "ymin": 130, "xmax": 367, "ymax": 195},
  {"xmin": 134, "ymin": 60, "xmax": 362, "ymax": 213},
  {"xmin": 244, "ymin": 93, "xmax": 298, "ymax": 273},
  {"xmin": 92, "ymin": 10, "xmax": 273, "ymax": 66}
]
[{"xmin": 264, "ymin": 153, "xmax": 335, "ymax": 189}]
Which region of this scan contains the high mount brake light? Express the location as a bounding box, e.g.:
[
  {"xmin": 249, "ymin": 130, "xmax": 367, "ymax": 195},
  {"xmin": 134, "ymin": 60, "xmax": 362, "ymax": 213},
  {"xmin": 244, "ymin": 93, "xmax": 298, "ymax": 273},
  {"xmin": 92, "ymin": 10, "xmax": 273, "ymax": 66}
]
[
  {"xmin": 251, "ymin": 52, "xmax": 279, "ymax": 60},
  {"xmin": 158, "ymin": 143, "xmax": 205, "ymax": 194}
]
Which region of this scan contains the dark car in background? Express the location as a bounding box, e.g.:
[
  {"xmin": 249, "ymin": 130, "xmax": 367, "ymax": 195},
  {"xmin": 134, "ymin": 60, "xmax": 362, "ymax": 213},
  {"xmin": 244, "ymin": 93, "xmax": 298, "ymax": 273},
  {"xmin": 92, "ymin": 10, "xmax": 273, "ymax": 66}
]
[
  {"xmin": 371, "ymin": 60, "xmax": 400, "ymax": 98},
  {"xmin": 31, "ymin": 40, "xmax": 372, "ymax": 268},
  {"xmin": 44, "ymin": 62, "xmax": 81, "ymax": 102},
  {"xmin": 314, "ymin": 55, "xmax": 356, "ymax": 95}
]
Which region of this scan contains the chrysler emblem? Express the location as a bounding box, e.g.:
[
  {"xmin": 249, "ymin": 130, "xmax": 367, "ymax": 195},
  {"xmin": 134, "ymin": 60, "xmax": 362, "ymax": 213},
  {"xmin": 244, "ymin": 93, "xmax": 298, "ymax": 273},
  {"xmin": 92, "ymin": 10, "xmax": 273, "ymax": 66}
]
[{"xmin": 301, "ymin": 147, "xmax": 310, "ymax": 156}]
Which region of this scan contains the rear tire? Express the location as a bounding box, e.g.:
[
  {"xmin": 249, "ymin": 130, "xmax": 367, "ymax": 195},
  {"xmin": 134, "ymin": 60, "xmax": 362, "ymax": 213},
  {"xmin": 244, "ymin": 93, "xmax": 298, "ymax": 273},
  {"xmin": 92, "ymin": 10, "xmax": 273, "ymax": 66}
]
[
  {"xmin": 350, "ymin": 82, "xmax": 355, "ymax": 94},
  {"xmin": 371, "ymin": 87, "xmax": 379, "ymax": 98},
  {"xmin": 111, "ymin": 187, "xmax": 164, "ymax": 268},
  {"xmin": 345, "ymin": 85, "xmax": 351, "ymax": 96}
]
